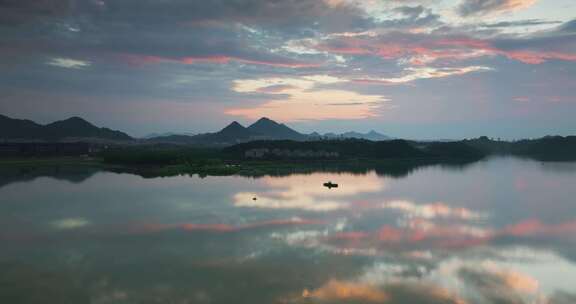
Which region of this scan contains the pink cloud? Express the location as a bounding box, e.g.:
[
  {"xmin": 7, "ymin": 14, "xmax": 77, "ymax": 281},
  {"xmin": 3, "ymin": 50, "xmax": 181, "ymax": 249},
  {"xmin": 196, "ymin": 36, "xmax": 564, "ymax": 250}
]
[
  {"xmin": 502, "ymin": 218, "xmax": 576, "ymax": 237},
  {"xmin": 311, "ymin": 34, "xmax": 576, "ymax": 65},
  {"xmin": 324, "ymin": 217, "xmax": 576, "ymax": 253}
]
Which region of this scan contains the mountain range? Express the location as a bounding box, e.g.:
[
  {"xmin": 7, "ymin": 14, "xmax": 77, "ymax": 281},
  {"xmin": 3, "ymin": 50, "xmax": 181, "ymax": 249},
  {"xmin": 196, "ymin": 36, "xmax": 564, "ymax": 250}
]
[
  {"xmin": 0, "ymin": 114, "xmax": 131, "ymax": 142},
  {"xmin": 0, "ymin": 114, "xmax": 391, "ymax": 144},
  {"xmin": 147, "ymin": 117, "xmax": 390, "ymax": 145},
  {"xmin": 313, "ymin": 130, "xmax": 391, "ymax": 141}
]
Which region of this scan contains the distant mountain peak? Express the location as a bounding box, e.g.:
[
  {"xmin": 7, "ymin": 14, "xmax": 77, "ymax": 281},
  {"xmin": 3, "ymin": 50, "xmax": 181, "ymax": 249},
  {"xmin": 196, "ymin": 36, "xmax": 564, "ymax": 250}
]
[
  {"xmin": 320, "ymin": 130, "xmax": 392, "ymax": 141},
  {"xmin": 249, "ymin": 117, "xmax": 280, "ymax": 128},
  {"xmin": 247, "ymin": 117, "xmax": 305, "ymax": 140},
  {"xmin": 52, "ymin": 116, "xmax": 93, "ymax": 126},
  {"xmin": 222, "ymin": 121, "xmax": 245, "ymax": 130},
  {"xmin": 0, "ymin": 114, "xmax": 132, "ymax": 141}
]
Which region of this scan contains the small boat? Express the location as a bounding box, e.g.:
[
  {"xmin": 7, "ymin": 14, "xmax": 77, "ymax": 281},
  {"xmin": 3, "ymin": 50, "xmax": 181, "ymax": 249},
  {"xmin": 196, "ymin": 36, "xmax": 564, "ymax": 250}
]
[{"xmin": 323, "ymin": 181, "xmax": 338, "ymax": 189}]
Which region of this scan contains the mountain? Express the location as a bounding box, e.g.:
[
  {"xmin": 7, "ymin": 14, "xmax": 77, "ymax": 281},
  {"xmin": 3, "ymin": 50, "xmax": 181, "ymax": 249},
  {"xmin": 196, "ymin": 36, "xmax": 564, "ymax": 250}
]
[
  {"xmin": 247, "ymin": 117, "xmax": 306, "ymax": 140},
  {"xmin": 144, "ymin": 117, "xmax": 392, "ymax": 146},
  {"xmin": 142, "ymin": 132, "xmax": 197, "ymax": 139},
  {"xmin": 203, "ymin": 121, "xmax": 254, "ymax": 143},
  {"xmin": 43, "ymin": 117, "xmax": 132, "ymax": 140},
  {"xmin": 309, "ymin": 132, "xmax": 321, "ymax": 138},
  {"xmin": 0, "ymin": 114, "xmax": 44, "ymax": 139},
  {"xmin": 343, "ymin": 130, "xmax": 392, "ymax": 141},
  {"xmin": 0, "ymin": 114, "xmax": 132, "ymax": 141},
  {"xmin": 320, "ymin": 130, "xmax": 392, "ymax": 141},
  {"xmin": 147, "ymin": 118, "xmax": 307, "ymax": 145}
]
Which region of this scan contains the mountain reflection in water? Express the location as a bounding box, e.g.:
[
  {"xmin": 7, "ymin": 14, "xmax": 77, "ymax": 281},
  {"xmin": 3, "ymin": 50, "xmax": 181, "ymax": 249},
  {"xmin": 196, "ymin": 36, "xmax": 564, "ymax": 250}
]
[{"xmin": 0, "ymin": 157, "xmax": 576, "ymax": 304}]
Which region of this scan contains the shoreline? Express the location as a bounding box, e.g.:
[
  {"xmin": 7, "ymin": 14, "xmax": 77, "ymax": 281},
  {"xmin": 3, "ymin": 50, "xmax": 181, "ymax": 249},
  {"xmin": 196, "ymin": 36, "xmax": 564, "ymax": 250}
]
[{"xmin": 0, "ymin": 156, "xmax": 480, "ymax": 178}]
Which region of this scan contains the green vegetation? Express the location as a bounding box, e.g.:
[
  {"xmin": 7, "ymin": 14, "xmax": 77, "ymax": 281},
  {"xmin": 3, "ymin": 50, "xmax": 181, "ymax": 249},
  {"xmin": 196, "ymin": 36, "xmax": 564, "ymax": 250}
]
[
  {"xmin": 466, "ymin": 136, "xmax": 576, "ymax": 161},
  {"xmin": 3, "ymin": 136, "xmax": 573, "ymax": 179},
  {"xmin": 223, "ymin": 139, "xmax": 485, "ymax": 160},
  {"xmin": 97, "ymin": 139, "xmax": 486, "ymax": 178}
]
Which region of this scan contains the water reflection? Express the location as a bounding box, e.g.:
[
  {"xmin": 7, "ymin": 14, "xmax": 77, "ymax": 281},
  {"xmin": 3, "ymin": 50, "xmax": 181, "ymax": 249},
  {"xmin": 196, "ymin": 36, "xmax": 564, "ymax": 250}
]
[
  {"xmin": 0, "ymin": 164, "xmax": 98, "ymax": 190},
  {"xmin": 1, "ymin": 157, "xmax": 576, "ymax": 304},
  {"xmin": 234, "ymin": 172, "xmax": 384, "ymax": 211}
]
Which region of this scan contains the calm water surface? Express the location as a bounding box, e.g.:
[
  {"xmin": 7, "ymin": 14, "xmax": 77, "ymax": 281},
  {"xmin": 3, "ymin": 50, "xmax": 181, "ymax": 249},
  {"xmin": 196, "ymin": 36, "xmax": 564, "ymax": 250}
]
[{"xmin": 1, "ymin": 157, "xmax": 576, "ymax": 304}]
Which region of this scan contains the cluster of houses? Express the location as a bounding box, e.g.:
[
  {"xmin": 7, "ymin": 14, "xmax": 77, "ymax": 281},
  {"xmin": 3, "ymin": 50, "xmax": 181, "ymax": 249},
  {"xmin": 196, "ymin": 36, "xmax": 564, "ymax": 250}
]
[{"xmin": 244, "ymin": 148, "xmax": 339, "ymax": 159}]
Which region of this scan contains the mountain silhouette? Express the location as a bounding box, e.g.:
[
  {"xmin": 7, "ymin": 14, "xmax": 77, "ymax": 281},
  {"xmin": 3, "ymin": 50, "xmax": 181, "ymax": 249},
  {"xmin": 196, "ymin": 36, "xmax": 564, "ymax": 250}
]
[
  {"xmin": 204, "ymin": 121, "xmax": 254, "ymax": 143},
  {"xmin": 247, "ymin": 117, "xmax": 306, "ymax": 140},
  {"xmin": 342, "ymin": 130, "xmax": 391, "ymax": 141},
  {"xmin": 1, "ymin": 114, "xmax": 392, "ymax": 145},
  {"xmin": 0, "ymin": 114, "xmax": 132, "ymax": 141},
  {"xmin": 147, "ymin": 117, "xmax": 392, "ymax": 145},
  {"xmin": 0, "ymin": 114, "xmax": 44, "ymax": 139}
]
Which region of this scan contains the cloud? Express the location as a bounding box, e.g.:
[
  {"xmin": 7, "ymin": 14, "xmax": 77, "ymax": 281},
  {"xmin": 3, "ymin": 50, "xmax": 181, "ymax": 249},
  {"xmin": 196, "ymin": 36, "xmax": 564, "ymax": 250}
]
[
  {"xmin": 226, "ymin": 89, "xmax": 387, "ymax": 121},
  {"xmin": 501, "ymin": 218, "xmax": 576, "ymax": 237},
  {"xmin": 297, "ymin": 279, "xmax": 467, "ymax": 304},
  {"xmin": 233, "ymin": 173, "xmax": 384, "ymax": 211},
  {"xmin": 480, "ymin": 19, "xmax": 562, "ymax": 28},
  {"xmin": 558, "ymin": 19, "xmax": 576, "ymax": 32},
  {"xmin": 302, "ymin": 279, "xmax": 389, "ymax": 302},
  {"xmin": 2, "ymin": 0, "xmax": 576, "ymax": 137},
  {"xmin": 352, "ymin": 66, "xmax": 493, "ymax": 84},
  {"xmin": 226, "ymin": 76, "xmax": 389, "ymax": 121},
  {"xmin": 307, "ymin": 30, "xmax": 576, "ymax": 65},
  {"xmin": 128, "ymin": 217, "xmax": 324, "ymax": 234},
  {"xmin": 457, "ymin": 0, "xmax": 538, "ymax": 17},
  {"xmin": 235, "ymin": 192, "xmax": 348, "ymax": 212},
  {"xmin": 549, "ymin": 292, "xmax": 576, "ymax": 304},
  {"xmin": 381, "ymin": 200, "xmax": 485, "ymax": 220},
  {"xmin": 47, "ymin": 57, "xmax": 91, "ymax": 69},
  {"xmin": 120, "ymin": 54, "xmax": 320, "ymax": 68},
  {"xmin": 458, "ymin": 265, "xmax": 540, "ymax": 303},
  {"xmin": 50, "ymin": 217, "xmax": 91, "ymax": 230}
]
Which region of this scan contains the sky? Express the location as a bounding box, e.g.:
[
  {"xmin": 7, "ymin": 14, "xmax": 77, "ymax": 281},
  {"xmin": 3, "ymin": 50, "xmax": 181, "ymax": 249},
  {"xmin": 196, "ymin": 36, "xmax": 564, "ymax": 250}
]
[{"xmin": 0, "ymin": 0, "xmax": 575, "ymax": 139}]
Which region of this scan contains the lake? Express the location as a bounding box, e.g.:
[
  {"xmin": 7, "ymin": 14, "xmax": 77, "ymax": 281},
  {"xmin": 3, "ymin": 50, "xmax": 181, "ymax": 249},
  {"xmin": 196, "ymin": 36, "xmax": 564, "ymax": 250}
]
[{"xmin": 1, "ymin": 157, "xmax": 576, "ymax": 304}]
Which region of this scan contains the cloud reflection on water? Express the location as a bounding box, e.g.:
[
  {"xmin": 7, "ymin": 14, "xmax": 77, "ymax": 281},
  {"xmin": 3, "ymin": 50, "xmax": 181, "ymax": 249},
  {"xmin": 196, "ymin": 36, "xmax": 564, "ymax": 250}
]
[{"xmin": 234, "ymin": 172, "xmax": 385, "ymax": 211}]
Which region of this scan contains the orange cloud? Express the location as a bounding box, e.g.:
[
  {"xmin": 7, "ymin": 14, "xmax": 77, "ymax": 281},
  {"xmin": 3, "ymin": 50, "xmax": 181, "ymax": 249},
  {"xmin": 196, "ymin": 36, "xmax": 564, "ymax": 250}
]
[{"xmin": 302, "ymin": 279, "xmax": 389, "ymax": 302}]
